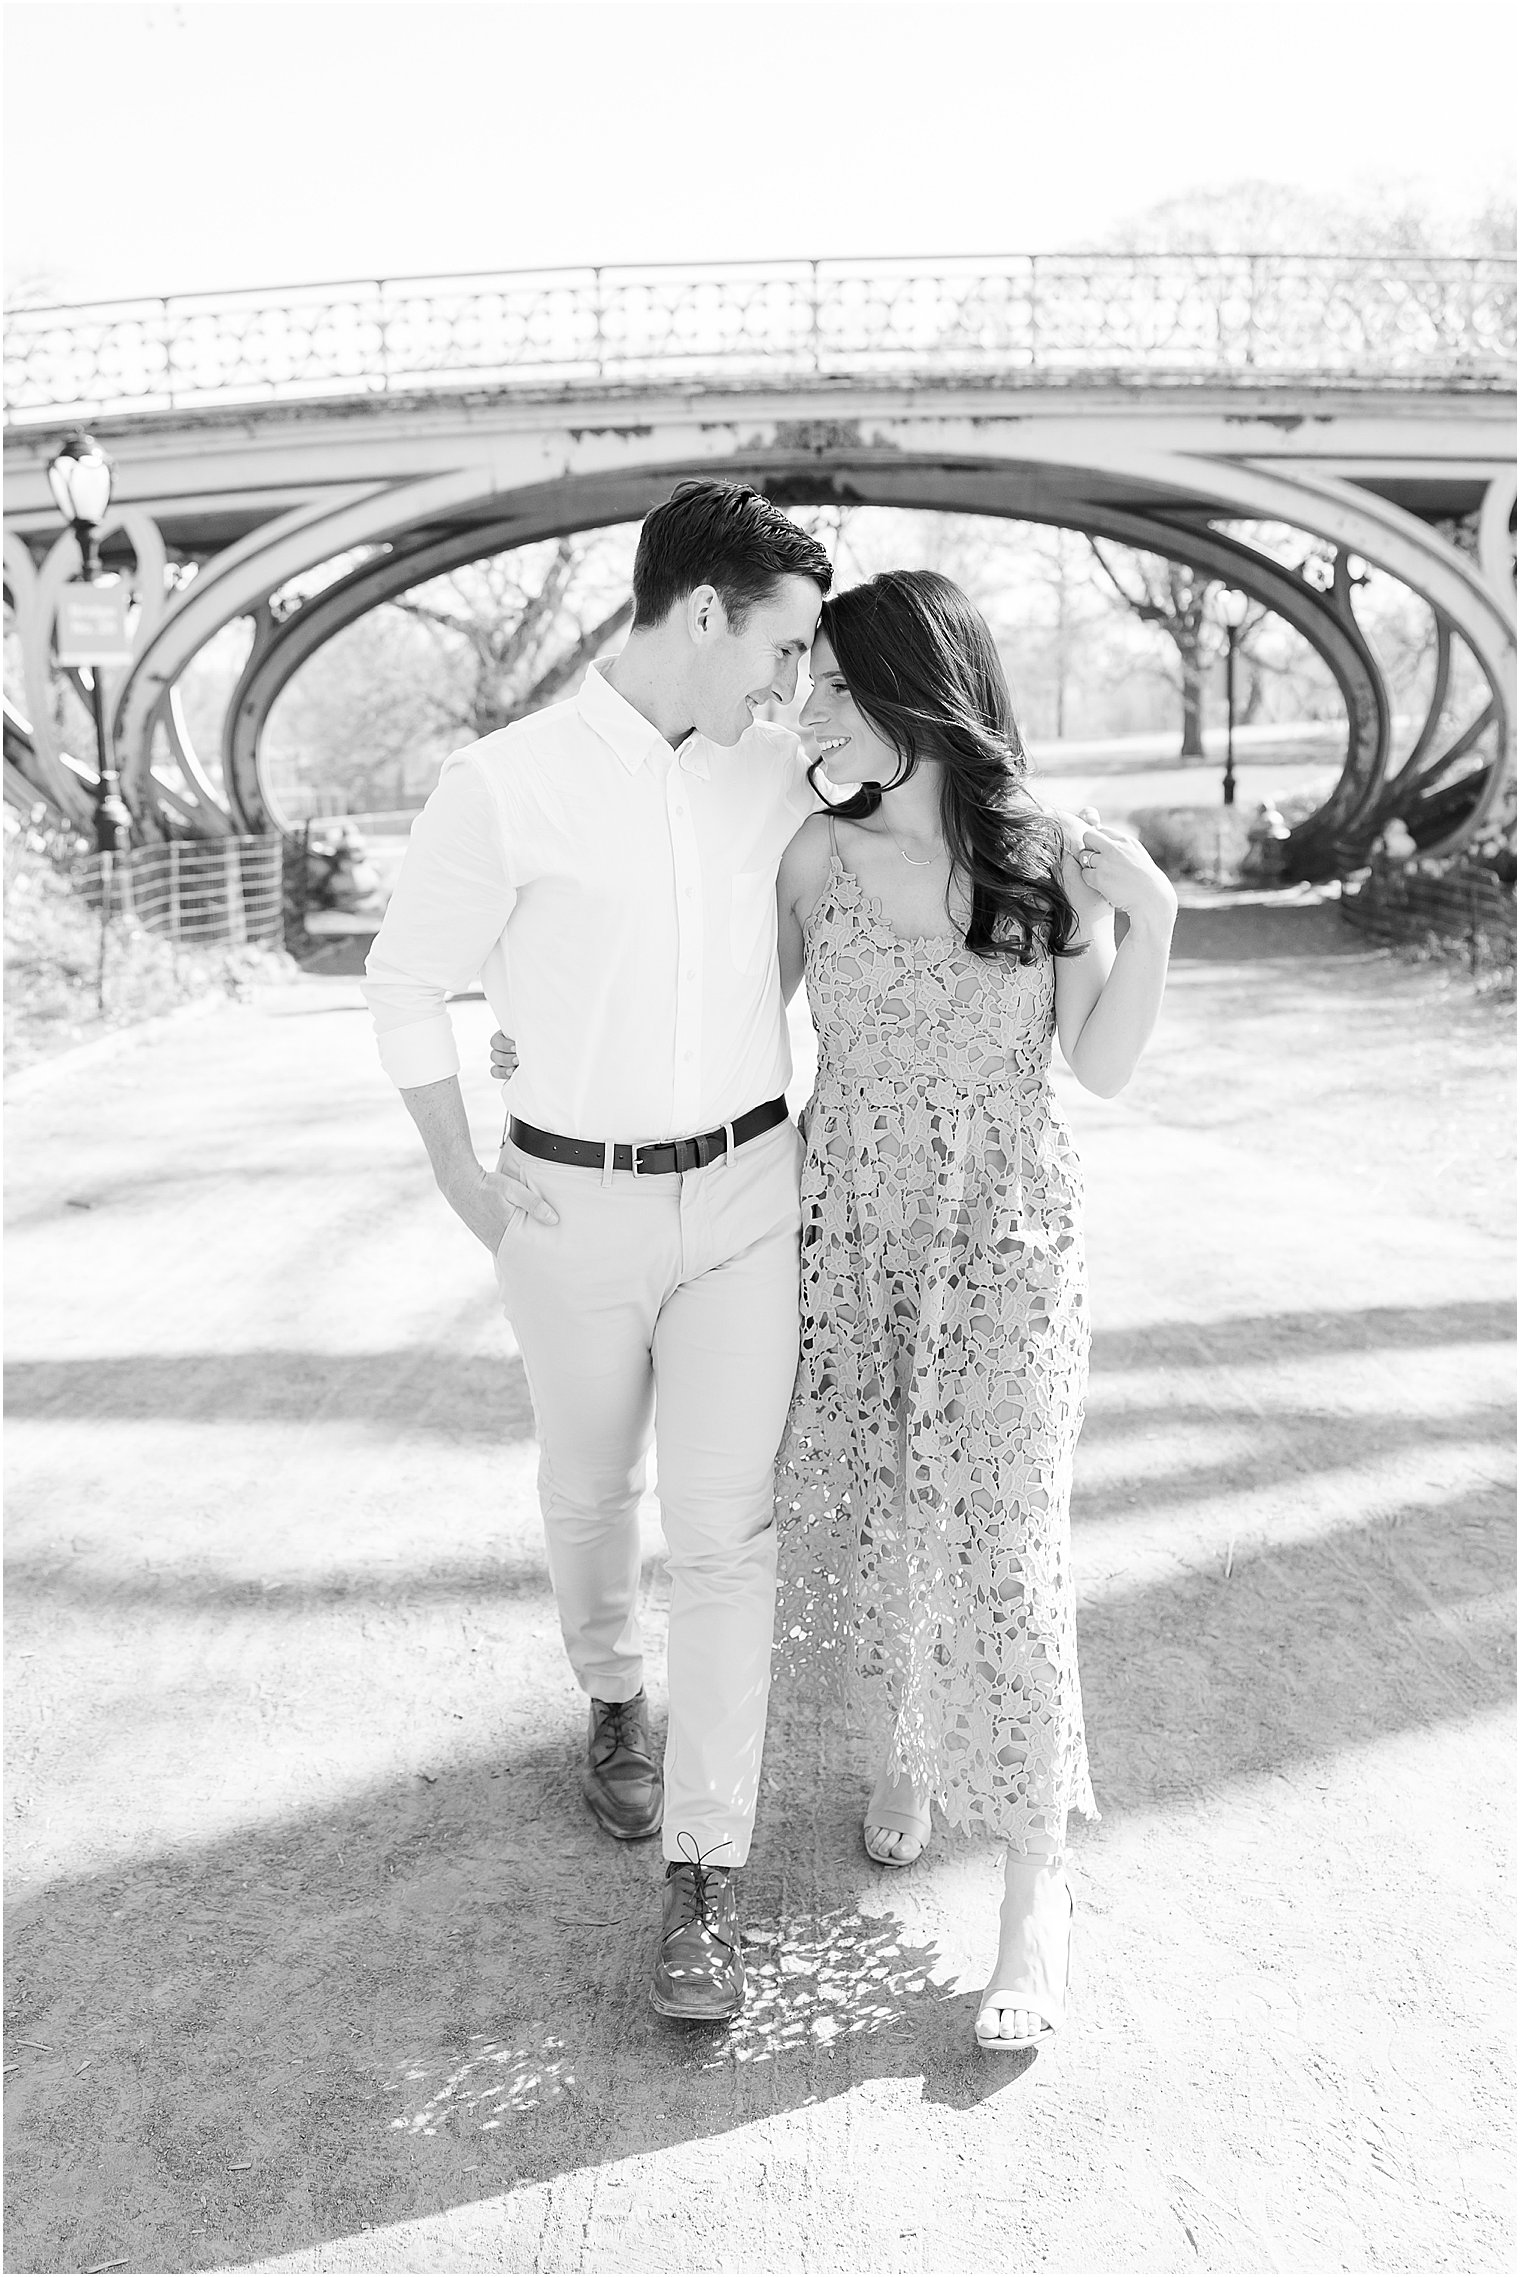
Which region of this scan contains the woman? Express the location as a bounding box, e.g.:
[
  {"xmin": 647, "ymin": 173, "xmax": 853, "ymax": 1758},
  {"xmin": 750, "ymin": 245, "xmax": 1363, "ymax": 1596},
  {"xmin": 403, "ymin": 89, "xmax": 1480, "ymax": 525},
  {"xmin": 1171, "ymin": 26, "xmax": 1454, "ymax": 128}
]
[{"xmin": 775, "ymin": 569, "xmax": 1176, "ymax": 2055}]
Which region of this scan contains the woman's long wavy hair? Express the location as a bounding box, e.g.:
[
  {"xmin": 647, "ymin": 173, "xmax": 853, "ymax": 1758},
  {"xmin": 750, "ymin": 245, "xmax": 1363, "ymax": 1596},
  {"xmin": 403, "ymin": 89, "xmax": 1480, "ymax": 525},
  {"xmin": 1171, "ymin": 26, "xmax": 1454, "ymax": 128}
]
[{"xmin": 807, "ymin": 568, "xmax": 1081, "ymax": 963}]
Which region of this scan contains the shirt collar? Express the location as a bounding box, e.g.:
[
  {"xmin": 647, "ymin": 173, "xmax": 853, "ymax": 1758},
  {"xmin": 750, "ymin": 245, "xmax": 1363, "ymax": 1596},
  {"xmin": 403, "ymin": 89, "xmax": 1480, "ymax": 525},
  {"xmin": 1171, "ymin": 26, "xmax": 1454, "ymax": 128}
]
[{"xmin": 577, "ymin": 658, "xmax": 711, "ymax": 779}]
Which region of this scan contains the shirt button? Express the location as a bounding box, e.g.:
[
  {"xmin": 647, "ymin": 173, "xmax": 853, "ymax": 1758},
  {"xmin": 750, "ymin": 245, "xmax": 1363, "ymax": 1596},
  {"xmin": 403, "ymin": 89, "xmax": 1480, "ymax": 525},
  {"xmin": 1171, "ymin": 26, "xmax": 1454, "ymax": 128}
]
[
  {"xmin": 683, "ymin": 888, "xmax": 693, "ymax": 900},
  {"xmin": 673, "ymin": 805, "xmax": 686, "ymax": 819}
]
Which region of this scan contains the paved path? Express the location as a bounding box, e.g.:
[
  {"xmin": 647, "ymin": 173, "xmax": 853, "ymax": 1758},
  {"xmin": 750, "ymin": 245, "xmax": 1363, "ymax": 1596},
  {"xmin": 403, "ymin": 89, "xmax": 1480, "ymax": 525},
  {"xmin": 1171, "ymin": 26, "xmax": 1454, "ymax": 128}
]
[{"xmin": 4, "ymin": 899, "xmax": 1514, "ymax": 2275}]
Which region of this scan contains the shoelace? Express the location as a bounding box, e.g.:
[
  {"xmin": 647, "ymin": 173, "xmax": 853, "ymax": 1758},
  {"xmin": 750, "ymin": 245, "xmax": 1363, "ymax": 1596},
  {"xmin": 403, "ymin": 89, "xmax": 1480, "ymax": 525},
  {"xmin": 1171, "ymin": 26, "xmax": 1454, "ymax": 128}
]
[
  {"xmin": 666, "ymin": 1832, "xmax": 734, "ymax": 1939},
  {"xmin": 592, "ymin": 1697, "xmax": 648, "ymax": 1770}
]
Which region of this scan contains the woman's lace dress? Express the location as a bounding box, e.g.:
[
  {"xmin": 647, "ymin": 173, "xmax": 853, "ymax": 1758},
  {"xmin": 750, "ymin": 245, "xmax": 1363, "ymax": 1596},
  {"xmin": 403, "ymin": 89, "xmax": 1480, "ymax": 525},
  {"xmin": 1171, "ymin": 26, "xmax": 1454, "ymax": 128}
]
[{"xmin": 776, "ymin": 853, "xmax": 1097, "ymax": 1855}]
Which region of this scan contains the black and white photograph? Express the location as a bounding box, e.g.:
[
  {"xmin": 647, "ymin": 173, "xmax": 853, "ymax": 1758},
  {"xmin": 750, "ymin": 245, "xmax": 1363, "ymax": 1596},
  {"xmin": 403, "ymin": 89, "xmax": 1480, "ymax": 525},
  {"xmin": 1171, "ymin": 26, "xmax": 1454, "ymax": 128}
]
[{"xmin": 3, "ymin": 2, "xmax": 1514, "ymax": 2270}]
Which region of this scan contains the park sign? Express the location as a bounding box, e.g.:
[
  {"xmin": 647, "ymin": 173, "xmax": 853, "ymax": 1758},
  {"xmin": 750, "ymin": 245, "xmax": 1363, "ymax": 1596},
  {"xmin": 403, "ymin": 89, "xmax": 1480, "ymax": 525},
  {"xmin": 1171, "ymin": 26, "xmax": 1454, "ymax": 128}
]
[{"xmin": 55, "ymin": 579, "xmax": 133, "ymax": 668}]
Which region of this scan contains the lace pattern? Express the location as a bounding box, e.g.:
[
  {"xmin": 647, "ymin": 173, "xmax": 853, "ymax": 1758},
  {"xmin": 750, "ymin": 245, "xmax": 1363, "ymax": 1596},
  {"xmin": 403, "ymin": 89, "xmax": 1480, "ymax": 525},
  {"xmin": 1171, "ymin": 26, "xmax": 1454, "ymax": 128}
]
[{"xmin": 775, "ymin": 858, "xmax": 1096, "ymax": 1853}]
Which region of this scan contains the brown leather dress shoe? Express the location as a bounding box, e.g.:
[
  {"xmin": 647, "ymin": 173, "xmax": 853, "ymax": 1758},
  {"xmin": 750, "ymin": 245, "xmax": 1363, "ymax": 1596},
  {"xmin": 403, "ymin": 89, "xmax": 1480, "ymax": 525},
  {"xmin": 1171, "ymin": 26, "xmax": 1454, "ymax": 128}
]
[
  {"xmin": 648, "ymin": 1847, "xmax": 745, "ymax": 2022},
  {"xmin": 581, "ymin": 1690, "xmax": 663, "ymax": 1840}
]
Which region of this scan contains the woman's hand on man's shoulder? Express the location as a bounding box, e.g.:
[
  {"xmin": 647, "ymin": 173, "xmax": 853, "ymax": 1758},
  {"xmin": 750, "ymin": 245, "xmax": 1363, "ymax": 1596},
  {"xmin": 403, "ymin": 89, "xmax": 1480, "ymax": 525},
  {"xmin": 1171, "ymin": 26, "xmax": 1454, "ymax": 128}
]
[{"xmin": 1045, "ymin": 802, "xmax": 1100, "ymax": 854}]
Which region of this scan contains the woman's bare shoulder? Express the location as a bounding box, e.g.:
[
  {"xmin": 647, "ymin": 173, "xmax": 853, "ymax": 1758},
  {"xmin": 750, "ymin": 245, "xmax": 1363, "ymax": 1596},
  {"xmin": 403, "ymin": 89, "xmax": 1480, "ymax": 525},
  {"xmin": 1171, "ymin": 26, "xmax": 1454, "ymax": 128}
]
[
  {"xmin": 781, "ymin": 808, "xmax": 836, "ymax": 871},
  {"xmin": 779, "ymin": 809, "xmax": 838, "ymax": 918}
]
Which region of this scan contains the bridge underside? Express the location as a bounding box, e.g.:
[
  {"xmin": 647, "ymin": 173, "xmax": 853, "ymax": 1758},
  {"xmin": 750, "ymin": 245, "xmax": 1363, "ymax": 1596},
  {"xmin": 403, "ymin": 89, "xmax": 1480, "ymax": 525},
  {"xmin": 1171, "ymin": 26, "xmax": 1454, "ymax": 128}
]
[{"xmin": 4, "ymin": 380, "xmax": 1515, "ymax": 877}]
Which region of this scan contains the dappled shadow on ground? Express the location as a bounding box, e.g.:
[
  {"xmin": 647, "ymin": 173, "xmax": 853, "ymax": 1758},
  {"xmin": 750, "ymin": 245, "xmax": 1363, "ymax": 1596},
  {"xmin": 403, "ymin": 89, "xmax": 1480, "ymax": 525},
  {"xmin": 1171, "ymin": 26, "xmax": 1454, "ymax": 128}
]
[
  {"xmin": 6, "ymin": 863, "xmax": 1513, "ymax": 2266},
  {"xmin": 380, "ymin": 1888, "xmax": 990, "ymax": 2147},
  {"xmin": 1157, "ymin": 901, "xmax": 1511, "ymax": 1040},
  {"xmin": 3, "ymin": 1725, "xmax": 997, "ymax": 2275},
  {"xmin": 5, "ymin": 1458, "xmax": 1512, "ymax": 2271},
  {"xmin": 1071, "ymin": 1296, "xmax": 1514, "ymax": 1523},
  {"xmin": 1072, "ymin": 1394, "xmax": 1509, "ymax": 1526},
  {"xmin": 3, "ymin": 1348, "xmax": 535, "ymax": 1442},
  {"xmin": 8, "ymin": 1297, "xmax": 1509, "ymax": 1449},
  {"xmin": 1078, "ymin": 1490, "xmax": 1514, "ymax": 1815},
  {"xmin": 1169, "ymin": 898, "xmax": 1370, "ymax": 966},
  {"xmin": 3, "ymin": 1550, "xmax": 561, "ymax": 1618},
  {"xmin": 1092, "ymin": 1298, "xmax": 1514, "ymax": 1370}
]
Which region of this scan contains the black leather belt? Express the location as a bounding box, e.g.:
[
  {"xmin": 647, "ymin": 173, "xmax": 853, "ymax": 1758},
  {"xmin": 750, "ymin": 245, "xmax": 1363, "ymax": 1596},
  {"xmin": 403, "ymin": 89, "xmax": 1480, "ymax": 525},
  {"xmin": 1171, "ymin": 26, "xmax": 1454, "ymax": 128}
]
[{"xmin": 509, "ymin": 1095, "xmax": 789, "ymax": 1176}]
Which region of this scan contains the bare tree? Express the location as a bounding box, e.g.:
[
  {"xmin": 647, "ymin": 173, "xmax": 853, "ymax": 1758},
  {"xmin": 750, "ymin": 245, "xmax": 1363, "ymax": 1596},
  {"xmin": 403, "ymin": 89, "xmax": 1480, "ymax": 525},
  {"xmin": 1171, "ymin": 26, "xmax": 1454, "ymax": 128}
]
[
  {"xmin": 261, "ymin": 607, "xmax": 446, "ymax": 818},
  {"xmin": 4, "ymin": 269, "xmax": 68, "ymax": 312},
  {"xmin": 1107, "ymin": 177, "xmax": 1515, "ymax": 258},
  {"xmin": 258, "ymin": 527, "xmax": 640, "ymax": 818},
  {"xmin": 1086, "ymin": 543, "xmax": 1221, "ymax": 757},
  {"xmin": 395, "ymin": 538, "xmax": 634, "ymax": 743}
]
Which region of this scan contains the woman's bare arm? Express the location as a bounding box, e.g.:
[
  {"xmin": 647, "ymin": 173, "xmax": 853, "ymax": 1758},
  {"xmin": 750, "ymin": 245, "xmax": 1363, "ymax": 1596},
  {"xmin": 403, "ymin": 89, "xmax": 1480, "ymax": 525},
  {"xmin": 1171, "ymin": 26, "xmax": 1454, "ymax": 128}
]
[
  {"xmin": 776, "ymin": 813, "xmax": 836, "ymax": 1004},
  {"xmin": 1053, "ymin": 824, "xmax": 1177, "ymax": 1098}
]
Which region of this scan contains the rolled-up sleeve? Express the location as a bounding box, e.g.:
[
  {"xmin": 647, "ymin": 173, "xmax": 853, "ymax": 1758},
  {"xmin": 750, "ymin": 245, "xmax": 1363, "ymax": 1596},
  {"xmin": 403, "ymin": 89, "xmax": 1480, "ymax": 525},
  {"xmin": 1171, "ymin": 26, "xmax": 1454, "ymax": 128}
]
[{"xmin": 361, "ymin": 755, "xmax": 517, "ymax": 1089}]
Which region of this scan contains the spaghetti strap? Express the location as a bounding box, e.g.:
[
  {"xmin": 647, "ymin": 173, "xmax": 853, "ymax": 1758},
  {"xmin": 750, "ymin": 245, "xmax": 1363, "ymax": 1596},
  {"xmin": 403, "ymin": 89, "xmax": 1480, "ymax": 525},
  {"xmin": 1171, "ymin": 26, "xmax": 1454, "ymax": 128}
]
[{"xmin": 826, "ymin": 812, "xmax": 840, "ymax": 864}]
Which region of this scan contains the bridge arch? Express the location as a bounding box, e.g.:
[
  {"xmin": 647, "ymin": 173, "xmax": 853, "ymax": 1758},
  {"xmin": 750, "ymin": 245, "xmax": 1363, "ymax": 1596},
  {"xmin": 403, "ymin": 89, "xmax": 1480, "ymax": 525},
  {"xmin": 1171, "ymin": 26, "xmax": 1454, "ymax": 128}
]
[
  {"xmin": 5, "ymin": 255, "xmax": 1513, "ymax": 872},
  {"xmin": 220, "ymin": 459, "xmax": 1398, "ymax": 870},
  {"xmin": 172, "ymin": 427, "xmax": 1517, "ymax": 877}
]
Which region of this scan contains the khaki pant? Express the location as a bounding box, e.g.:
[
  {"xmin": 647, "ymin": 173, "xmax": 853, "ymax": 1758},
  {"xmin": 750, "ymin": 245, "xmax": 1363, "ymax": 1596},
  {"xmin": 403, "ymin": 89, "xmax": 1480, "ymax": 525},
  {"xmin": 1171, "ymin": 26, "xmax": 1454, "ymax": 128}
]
[{"xmin": 493, "ymin": 1116, "xmax": 803, "ymax": 1866}]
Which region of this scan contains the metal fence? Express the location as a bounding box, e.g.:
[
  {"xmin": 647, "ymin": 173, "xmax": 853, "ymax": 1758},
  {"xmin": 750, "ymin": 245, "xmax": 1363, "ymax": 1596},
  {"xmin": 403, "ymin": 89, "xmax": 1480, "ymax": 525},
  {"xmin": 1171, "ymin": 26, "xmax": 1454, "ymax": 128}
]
[
  {"xmin": 80, "ymin": 836, "xmax": 285, "ymax": 947},
  {"xmin": 1341, "ymin": 852, "xmax": 1517, "ymax": 971},
  {"xmin": 5, "ymin": 253, "xmax": 1515, "ymax": 422}
]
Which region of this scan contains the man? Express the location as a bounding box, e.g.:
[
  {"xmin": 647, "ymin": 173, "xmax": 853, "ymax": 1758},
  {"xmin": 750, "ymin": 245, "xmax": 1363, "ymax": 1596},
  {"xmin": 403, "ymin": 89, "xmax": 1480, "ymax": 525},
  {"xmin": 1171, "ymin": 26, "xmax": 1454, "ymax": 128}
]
[{"xmin": 362, "ymin": 481, "xmax": 831, "ymax": 2022}]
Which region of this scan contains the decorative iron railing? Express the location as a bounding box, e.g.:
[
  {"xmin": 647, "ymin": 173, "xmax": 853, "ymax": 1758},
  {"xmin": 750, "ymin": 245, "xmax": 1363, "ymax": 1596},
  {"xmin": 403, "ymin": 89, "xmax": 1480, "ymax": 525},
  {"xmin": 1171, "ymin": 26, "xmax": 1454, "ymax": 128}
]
[{"xmin": 5, "ymin": 254, "xmax": 1515, "ymax": 423}]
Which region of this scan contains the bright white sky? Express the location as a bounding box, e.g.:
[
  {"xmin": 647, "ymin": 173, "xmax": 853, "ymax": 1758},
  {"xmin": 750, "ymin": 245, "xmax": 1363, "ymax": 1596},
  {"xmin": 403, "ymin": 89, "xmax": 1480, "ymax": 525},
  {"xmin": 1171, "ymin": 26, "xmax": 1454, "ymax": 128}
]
[{"xmin": 5, "ymin": 0, "xmax": 1515, "ymax": 304}]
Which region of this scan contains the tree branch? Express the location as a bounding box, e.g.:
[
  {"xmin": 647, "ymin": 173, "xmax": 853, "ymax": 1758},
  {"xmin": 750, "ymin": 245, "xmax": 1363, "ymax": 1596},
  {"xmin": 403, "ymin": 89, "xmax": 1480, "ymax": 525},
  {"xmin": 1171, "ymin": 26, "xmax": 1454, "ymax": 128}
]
[
  {"xmin": 511, "ymin": 597, "xmax": 634, "ymax": 714},
  {"xmin": 1087, "ymin": 538, "xmax": 1159, "ymax": 620}
]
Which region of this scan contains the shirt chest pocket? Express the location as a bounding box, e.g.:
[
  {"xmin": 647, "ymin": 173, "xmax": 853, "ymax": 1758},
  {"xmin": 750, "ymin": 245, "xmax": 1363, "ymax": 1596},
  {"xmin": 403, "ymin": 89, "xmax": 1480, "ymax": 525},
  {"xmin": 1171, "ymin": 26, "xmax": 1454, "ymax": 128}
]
[{"xmin": 729, "ymin": 869, "xmax": 776, "ymax": 977}]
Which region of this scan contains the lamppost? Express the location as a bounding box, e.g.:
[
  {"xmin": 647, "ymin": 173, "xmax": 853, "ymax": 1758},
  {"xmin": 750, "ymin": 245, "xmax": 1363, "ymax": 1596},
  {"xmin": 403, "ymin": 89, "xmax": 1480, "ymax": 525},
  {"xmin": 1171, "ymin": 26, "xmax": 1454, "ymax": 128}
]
[
  {"xmin": 1217, "ymin": 586, "xmax": 1250, "ymax": 809},
  {"xmin": 46, "ymin": 429, "xmax": 131, "ymax": 856}
]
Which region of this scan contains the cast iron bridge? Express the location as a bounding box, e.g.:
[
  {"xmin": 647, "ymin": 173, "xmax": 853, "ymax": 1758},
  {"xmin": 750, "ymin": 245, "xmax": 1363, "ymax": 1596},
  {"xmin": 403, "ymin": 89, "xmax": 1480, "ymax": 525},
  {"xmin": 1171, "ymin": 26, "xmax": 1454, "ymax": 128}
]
[{"xmin": 4, "ymin": 253, "xmax": 1515, "ymax": 875}]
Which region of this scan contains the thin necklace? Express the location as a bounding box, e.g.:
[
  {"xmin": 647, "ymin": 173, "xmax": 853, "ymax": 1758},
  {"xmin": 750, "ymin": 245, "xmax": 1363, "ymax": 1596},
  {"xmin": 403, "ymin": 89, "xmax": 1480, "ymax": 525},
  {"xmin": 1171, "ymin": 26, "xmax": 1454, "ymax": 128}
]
[{"xmin": 881, "ymin": 814, "xmax": 941, "ymax": 868}]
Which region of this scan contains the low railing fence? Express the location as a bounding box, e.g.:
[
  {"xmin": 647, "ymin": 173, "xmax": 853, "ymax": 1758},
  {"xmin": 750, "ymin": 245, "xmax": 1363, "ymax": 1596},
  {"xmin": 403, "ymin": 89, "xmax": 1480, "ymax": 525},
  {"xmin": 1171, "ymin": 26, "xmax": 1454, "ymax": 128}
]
[
  {"xmin": 1340, "ymin": 850, "xmax": 1517, "ymax": 972},
  {"xmin": 6, "ymin": 252, "xmax": 1515, "ymax": 421},
  {"xmin": 76, "ymin": 835, "xmax": 285, "ymax": 948}
]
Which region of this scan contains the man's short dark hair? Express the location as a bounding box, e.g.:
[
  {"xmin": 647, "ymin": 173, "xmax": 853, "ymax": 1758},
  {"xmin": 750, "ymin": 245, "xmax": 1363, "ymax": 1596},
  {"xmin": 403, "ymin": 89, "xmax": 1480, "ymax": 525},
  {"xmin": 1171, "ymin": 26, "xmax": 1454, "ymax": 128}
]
[{"xmin": 631, "ymin": 480, "xmax": 833, "ymax": 630}]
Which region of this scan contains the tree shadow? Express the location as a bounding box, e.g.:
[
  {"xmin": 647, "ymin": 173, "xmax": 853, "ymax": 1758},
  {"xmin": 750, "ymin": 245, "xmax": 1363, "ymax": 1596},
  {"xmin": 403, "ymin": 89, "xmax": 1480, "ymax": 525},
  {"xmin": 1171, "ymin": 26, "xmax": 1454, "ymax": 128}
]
[
  {"xmin": 1090, "ymin": 1298, "xmax": 1515, "ymax": 1370},
  {"xmin": 3, "ymin": 1726, "xmax": 997, "ymax": 2275},
  {"xmin": 4, "ymin": 1485, "xmax": 1511, "ymax": 2272},
  {"xmin": 7, "ymin": 1296, "xmax": 1510, "ymax": 1446},
  {"xmin": 1167, "ymin": 899, "xmax": 1371, "ymax": 967},
  {"xmin": 4, "ymin": 1550, "xmax": 564, "ymax": 1618},
  {"xmin": 1075, "ymin": 1491, "xmax": 1514, "ymax": 1813},
  {"xmin": 1071, "ymin": 1392, "xmax": 1510, "ymax": 1524},
  {"xmin": 3, "ymin": 1350, "xmax": 536, "ymax": 1444}
]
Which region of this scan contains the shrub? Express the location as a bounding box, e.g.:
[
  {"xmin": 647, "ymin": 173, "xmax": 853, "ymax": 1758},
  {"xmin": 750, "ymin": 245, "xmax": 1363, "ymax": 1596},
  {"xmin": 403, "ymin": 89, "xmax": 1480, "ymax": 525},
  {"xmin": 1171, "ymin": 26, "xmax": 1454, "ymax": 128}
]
[
  {"xmin": 1128, "ymin": 805, "xmax": 1252, "ymax": 883},
  {"xmin": 4, "ymin": 808, "xmax": 294, "ymax": 1072},
  {"xmin": 1128, "ymin": 793, "xmax": 1322, "ymax": 885}
]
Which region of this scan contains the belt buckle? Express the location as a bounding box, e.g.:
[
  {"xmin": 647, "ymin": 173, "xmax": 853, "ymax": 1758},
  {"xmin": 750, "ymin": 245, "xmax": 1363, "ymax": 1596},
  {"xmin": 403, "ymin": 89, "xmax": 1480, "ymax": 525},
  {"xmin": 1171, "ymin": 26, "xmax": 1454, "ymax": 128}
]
[{"xmin": 634, "ymin": 1136, "xmax": 699, "ymax": 1176}]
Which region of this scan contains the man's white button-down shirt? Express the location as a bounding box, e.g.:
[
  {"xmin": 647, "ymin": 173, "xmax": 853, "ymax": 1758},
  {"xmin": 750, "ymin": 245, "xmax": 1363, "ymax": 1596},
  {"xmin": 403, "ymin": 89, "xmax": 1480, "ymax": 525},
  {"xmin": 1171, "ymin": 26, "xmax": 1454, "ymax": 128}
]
[{"xmin": 362, "ymin": 660, "xmax": 816, "ymax": 1141}]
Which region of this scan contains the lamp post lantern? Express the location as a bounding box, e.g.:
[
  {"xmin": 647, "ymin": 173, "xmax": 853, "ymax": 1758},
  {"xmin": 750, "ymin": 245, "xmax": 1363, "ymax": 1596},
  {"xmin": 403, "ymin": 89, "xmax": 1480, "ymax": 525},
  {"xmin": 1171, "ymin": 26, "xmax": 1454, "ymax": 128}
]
[
  {"xmin": 1217, "ymin": 586, "xmax": 1250, "ymax": 809},
  {"xmin": 46, "ymin": 428, "xmax": 131, "ymax": 856}
]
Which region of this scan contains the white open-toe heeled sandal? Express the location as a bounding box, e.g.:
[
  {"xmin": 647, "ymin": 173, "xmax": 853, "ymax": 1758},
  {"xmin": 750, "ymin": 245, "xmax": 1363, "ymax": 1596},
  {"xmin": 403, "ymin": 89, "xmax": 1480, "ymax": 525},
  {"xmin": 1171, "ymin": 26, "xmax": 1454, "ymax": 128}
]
[
  {"xmin": 975, "ymin": 1867, "xmax": 1073, "ymax": 2053},
  {"xmin": 862, "ymin": 1760, "xmax": 933, "ymax": 1867}
]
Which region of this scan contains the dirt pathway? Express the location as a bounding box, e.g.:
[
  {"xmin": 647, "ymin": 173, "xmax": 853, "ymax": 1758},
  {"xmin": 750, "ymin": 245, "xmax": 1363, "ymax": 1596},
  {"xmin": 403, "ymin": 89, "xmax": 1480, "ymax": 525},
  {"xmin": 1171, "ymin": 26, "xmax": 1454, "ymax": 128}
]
[{"xmin": 4, "ymin": 899, "xmax": 1513, "ymax": 2274}]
